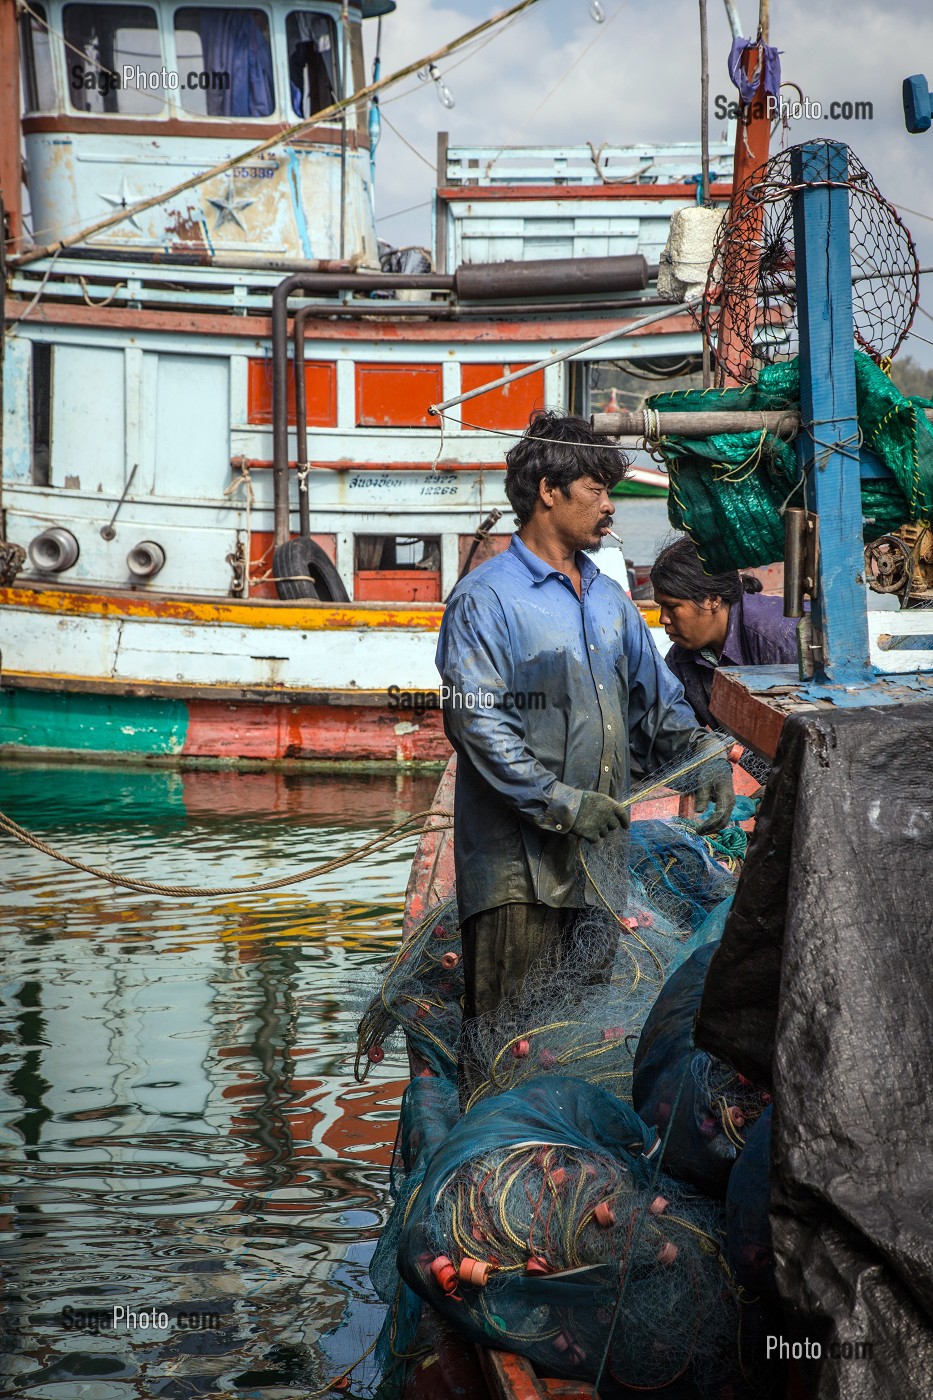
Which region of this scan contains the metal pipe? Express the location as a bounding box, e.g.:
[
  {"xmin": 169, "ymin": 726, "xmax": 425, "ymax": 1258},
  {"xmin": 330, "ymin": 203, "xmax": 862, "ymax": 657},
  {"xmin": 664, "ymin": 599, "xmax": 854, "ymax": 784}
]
[
  {"xmin": 453, "ymin": 254, "xmax": 648, "ymax": 301},
  {"xmin": 592, "ymin": 408, "xmax": 801, "ymax": 437},
  {"xmin": 339, "ymin": 0, "xmax": 349, "ymax": 260},
  {"xmin": 273, "ymin": 271, "xmax": 453, "ymax": 544},
  {"xmin": 284, "ymin": 294, "xmax": 676, "ymax": 320},
  {"xmin": 783, "ymin": 506, "xmax": 807, "ymax": 617},
  {"xmin": 722, "ymin": 0, "xmax": 742, "ymax": 40},
  {"xmin": 293, "ymin": 308, "xmax": 312, "ymax": 537}
]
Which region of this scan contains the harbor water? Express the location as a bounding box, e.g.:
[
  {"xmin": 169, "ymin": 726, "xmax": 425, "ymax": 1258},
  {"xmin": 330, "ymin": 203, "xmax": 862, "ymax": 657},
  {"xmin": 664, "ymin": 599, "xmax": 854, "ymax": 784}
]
[{"xmin": 0, "ymin": 763, "xmax": 440, "ymax": 1399}]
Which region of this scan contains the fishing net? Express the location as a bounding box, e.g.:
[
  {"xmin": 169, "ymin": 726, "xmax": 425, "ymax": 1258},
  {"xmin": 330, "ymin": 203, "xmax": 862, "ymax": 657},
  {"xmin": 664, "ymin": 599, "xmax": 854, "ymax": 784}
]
[
  {"xmin": 395, "ymin": 1078, "xmax": 773, "ymax": 1399},
  {"xmin": 460, "ymin": 822, "xmax": 736, "ymax": 1109},
  {"xmin": 355, "ymin": 816, "xmax": 739, "ymax": 1094},
  {"xmin": 633, "ymin": 944, "xmax": 771, "ymax": 1198},
  {"xmin": 700, "ymin": 141, "xmax": 918, "ymax": 385},
  {"xmin": 355, "ymin": 895, "xmax": 462, "ymax": 1082},
  {"xmin": 650, "ymin": 351, "xmax": 933, "ymax": 572},
  {"xmin": 725, "ymin": 1105, "xmax": 777, "ymax": 1301},
  {"xmin": 359, "ymin": 749, "xmax": 767, "ymax": 1397}
]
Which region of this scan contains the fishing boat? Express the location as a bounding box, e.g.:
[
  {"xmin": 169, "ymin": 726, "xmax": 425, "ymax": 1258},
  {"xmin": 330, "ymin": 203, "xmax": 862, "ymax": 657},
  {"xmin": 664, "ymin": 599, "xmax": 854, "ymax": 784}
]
[{"xmin": 0, "ymin": 0, "xmax": 734, "ymax": 767}]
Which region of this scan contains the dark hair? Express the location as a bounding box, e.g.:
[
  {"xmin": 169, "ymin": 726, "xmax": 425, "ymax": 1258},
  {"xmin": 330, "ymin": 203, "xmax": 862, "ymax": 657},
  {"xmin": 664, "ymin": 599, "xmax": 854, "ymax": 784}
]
[
  {"xmin": 504, "ymin": 410, "xmax": 629, "ymax": 527},
  {"xmin": 650, "ymin": 536, "xmax": 763, "ymax": 605}
]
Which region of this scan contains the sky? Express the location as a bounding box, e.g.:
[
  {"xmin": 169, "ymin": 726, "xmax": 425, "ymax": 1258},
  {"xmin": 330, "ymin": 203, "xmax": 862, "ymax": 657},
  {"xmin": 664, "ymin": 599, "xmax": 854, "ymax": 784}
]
[{"xmin": 363, "ymin": 0, "xmax": 933, "ymax": 366}]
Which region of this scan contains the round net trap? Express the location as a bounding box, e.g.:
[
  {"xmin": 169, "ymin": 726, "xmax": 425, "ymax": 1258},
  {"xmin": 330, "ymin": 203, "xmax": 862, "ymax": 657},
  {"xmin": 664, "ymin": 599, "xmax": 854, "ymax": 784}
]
[{"xmin": 701, "ymin": 141, "xmax": 919, "ymax": 385}]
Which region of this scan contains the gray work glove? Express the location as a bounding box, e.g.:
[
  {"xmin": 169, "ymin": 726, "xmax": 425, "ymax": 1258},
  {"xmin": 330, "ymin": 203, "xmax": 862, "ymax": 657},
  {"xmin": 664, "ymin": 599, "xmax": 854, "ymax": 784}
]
[
  {"xmin": 570, "ymin": 790, "xmax": 626, "ymax": 842},
  {"xmin": 690, "ymin": 734, "xmax": 736, "ymax": 835}
]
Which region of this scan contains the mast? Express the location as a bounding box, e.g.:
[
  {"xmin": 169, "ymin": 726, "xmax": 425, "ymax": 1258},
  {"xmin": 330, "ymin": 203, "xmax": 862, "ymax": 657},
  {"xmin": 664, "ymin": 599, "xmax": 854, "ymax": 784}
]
[{"xmin": 715, "ymin": 0, "xmax": 774, "ymax": 384}]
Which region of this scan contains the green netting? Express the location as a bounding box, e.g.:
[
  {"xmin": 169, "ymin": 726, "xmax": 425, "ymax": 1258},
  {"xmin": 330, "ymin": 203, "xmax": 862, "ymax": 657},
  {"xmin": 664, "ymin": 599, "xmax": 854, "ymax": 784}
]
[{"xmin": 649, "ymin": 352, "xmax": 933, "ymax": 573}]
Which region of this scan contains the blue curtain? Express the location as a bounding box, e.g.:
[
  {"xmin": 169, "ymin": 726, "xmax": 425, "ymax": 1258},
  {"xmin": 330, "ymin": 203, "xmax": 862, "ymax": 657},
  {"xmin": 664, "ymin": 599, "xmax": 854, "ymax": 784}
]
[{"xmin": 198, "ymin": 9, "xmax": 275, "ymax": 117}]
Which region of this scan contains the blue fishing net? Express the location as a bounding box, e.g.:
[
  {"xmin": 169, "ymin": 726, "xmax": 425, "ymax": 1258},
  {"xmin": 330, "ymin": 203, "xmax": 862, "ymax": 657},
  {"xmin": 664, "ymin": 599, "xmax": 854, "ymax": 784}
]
[
  {"xmin": 633, "ymin": 943, "xmax": 771, "ymax": 1198},
  {"xmin": 355, "ymin": 820, "xmax": 738, "ymax": 1094},
  {"xmin": 726, "ymin": 1105, "xmax": 777, "ymax": 1301},
  {"xmin": 359, "ymin": 818, "xmax": 775, "ymax": 1398},
  {"xmin": 395, "ymin": 1078, "xmax": 771, "ymax": 1398}
]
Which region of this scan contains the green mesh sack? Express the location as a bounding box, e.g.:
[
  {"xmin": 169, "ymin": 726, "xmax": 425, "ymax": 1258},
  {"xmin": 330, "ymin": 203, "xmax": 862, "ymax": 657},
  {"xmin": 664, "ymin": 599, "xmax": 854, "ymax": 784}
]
[{"xmin": 649, "ymin": 353, "xmax": 933, "ymax": 572}]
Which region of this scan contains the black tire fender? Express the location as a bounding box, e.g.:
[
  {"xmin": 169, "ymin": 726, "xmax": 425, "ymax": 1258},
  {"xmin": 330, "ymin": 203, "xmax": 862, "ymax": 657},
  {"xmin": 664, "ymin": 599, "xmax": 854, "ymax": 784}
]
[{"xmin": 272, "ymin": 536, "xmax": 350, "ymax": 602}]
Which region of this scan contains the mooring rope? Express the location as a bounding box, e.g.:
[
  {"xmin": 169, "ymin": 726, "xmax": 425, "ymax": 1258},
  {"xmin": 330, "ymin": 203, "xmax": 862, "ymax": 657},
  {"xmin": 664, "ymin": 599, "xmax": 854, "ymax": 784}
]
[{"xmin": 0, "ymin": 808, "xmax": 451, "ymax": 899}]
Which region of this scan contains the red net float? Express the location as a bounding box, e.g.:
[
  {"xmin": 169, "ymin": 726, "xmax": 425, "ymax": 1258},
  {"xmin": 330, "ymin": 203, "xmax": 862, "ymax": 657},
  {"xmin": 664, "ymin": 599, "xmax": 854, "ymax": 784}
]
[
  {"xmin": 649, "ymin": 1195, "xmax": 670, "ymax": 1216},
  {"xmin": 458, "ymin": 1257, "xmax": 491, "ymax": 1287},
  {"xmin": 331, "ymin": 1377, "xmax": 350, "ymax": 1392},
  {"xmin": 549, "ymin": 1167, "xmax": 568, "ymax": 1188},
  {"xmin": 440, "ymin": 951, "xmax": 459, "ymax": 970},
  {"xmin": 602, "ymin": 1026, "xmax": 626, "ymax": 1041},
  {"xmin": 728, "ymin": 1105, "xmax": 746, "ymax": 1128},
  {"xmin": 526, "ymin": 1255, "xmax": 551, "ymax": 1275},
  {"xmin": 657, "ymin": 1241, "xmax": 679, "ymax": 1265},
  {"xmin": 430, "ymin": 1256, "xmax": 459, "ymax": 1293},
  {"xmin": 539, "ymin": 1049, "xmax": 558, "ymax": 1069},
  {"xmin": 593, "ymin": 1200, "xmax": 615, "ymax": 1228},
  {"xmin": 367, "ymin": 1044, "xmax": 385, "ymax": 1064},
  {"xmin": 512, "ymin": 1039, "xmax": 530, "ymax": 1058},
  {"xmin": 553, "ymin": 1334, "xmax": 586, "ymax": 1365},
  {"xmin": 621, "ymin": 916, "xmax": 638, "ymax": 932}
]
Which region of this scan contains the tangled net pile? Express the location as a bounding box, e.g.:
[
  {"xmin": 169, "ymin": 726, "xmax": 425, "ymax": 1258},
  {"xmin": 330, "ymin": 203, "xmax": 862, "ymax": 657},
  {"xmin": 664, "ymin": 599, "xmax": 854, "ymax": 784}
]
[
  {"xmin": 355, "ymin": 797, "xmax": 783, "ymax": 1398},
  {"xmin": 701, "ymin": 141, "xmax": 918, "ymax": 385},
  {"xmin": 355, "ymin": 819, "xmax": 737, "ymax": 1094},
  {"xmin": 395, "ymin": 1079, "xmax": 768, "ymax": 1399}
]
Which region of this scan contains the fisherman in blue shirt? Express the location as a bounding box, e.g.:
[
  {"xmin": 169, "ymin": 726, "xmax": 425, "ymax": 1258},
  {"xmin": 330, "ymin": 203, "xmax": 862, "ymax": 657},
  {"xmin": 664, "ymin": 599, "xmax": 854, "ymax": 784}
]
[{"xmin": 436, "ymin": 411, "xmax": 733, "ymax": 1102}]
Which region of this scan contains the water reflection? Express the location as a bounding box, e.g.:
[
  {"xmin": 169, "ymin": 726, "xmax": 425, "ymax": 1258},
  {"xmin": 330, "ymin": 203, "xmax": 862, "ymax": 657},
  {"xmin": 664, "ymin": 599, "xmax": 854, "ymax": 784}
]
[{"xmin": 0, "ymin": 764, "xmax": 439, "ymax": 1397}]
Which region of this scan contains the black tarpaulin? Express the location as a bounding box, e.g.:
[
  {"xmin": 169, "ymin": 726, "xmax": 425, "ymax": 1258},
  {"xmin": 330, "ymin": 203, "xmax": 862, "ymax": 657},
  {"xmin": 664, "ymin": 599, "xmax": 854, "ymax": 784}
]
[{"xmin": 695, "ymin": 702, "xmax": 933, "ymax": 1399}]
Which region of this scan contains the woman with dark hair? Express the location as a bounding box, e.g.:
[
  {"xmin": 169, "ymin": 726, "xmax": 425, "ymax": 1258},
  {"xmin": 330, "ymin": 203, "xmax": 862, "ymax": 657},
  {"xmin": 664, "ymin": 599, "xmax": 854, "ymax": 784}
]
[{"xmin": 650, "ymin": 537, "xmax": 799, "ymax": 729}]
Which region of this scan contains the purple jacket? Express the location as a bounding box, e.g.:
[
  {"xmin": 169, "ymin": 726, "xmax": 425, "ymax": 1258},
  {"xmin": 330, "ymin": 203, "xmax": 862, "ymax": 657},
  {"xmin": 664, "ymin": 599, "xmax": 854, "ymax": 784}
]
[{"xmin": 663, "ymin": 591, "xmax": 798, "ymax": 729}]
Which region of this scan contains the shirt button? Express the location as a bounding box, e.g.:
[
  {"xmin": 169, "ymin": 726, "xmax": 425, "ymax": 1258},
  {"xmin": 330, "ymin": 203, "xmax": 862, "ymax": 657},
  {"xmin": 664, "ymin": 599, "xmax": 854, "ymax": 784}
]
[
  {"xmin": 598, "ymin": 684, "xmax": 604, "ymax": 690},
  {"xmin": 604, "ymin": 766, "xmax": 609, "ymax": 772},
  {"xmin": 590, "ymin": 644, "xmax": 595, "ymax": 651},
  {"xmin": 607, "ymin": 724, "xmax": 612, "ymax": 731},
  {"xmin": 555, "ymin": 823, "xmax": 562, "ymax": 830}
]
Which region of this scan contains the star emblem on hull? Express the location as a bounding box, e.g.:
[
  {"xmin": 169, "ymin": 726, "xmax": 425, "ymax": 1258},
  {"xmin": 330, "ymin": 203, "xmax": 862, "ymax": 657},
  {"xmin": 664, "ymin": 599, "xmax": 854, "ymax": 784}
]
[
  {"xmin": 99, "ymin": 174, "xmax": 144, "ymax": 230},
  {"xmin": 207, "ymin": 177, "xmax": 255, "ymax": 232}
]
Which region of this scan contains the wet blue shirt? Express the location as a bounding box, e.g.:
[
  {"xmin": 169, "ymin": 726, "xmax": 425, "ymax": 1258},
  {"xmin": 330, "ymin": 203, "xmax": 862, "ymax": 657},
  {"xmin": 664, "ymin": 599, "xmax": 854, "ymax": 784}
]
[
  {"xmin": 435, "ymin": 535, "xmax": 703, "ymax": 922},
  {"xmin": 663, "ymin": 590, "xmax": 798, "ymax": 728}
]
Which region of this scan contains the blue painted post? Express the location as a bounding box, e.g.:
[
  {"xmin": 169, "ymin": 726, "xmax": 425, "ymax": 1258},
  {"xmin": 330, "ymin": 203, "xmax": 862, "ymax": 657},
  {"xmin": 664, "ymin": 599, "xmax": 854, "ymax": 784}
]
[{"xmin": 790, "ymin": 142, "xmax": 873, "ymax": 684}]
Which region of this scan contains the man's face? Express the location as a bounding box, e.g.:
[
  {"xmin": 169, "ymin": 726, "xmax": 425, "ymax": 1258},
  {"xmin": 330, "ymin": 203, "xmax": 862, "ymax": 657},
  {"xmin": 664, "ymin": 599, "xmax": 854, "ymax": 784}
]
[{"xmin": 544, "ymin": 475, "xmax": 615, "ymax": 551}]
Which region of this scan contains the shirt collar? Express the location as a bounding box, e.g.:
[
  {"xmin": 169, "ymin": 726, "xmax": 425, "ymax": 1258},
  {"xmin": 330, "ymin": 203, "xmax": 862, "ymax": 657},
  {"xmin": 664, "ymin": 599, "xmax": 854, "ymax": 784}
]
[
  {"xmin": 719, "ymin": 598, "xmax": 744, "ymax": 665},
  {"xmin": 508, "ymin": 534, "xmax": 598, "ymax": 593}
]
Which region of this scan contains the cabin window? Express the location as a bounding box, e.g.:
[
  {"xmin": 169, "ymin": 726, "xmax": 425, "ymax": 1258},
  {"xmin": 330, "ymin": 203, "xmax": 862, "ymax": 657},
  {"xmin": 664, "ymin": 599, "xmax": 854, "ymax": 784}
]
[
  {"xmin": 63, "ymin": 4, "xmax": 166, "ymax": 115},
  {"xmin": 354, "ymin": 536, "xmax": 442, "ymax": 604},
  {"xmin": 20, "ymin": 4, "xmax": 56, "ymax": 113},
  {"xmin": 286, "ymin": 12, "xmax": 339, "ymax": 118},
  {"xmin": 173, "ymin": 8, "xmax": 275, "ymax": 117}
]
